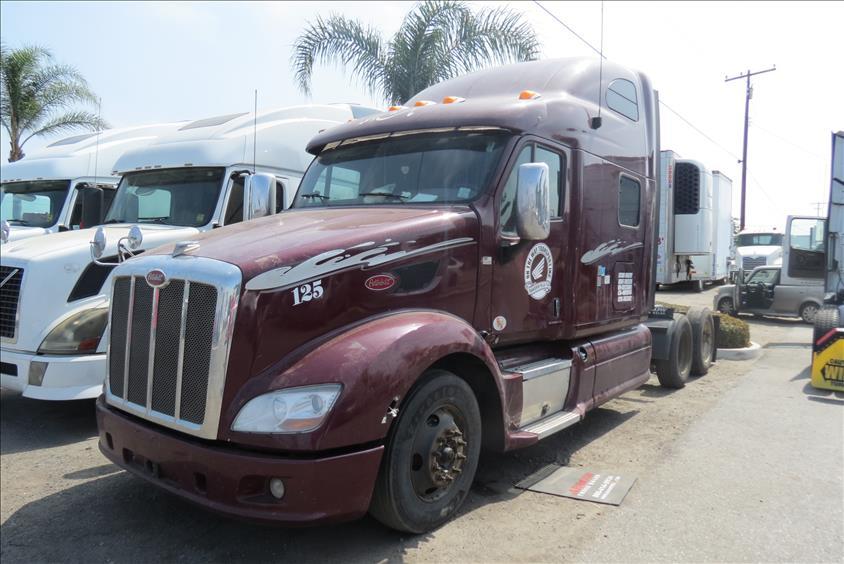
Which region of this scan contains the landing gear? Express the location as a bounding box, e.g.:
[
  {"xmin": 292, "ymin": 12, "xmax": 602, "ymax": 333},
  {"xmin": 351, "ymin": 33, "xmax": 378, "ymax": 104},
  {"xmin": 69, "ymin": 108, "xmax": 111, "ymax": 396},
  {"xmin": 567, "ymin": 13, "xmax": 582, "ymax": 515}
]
[{"xmin": 369, "ymin": 370, "xmax": 481, "ymax": 533}]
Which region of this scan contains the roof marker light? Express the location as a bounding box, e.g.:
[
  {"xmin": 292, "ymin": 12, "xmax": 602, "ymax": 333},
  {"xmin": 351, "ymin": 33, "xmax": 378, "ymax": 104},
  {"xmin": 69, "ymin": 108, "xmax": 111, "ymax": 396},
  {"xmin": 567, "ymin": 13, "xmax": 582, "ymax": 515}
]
[
  {"xmin": 413, "ymin": 100, "xmax": 436, "ymax": 107},
  {"xmin": 442, "ymin": 96, "xmax": 465, "ymax": 104},
  {"xmin": 519, "ymin": 90, "xmax": 541, "ymax": 100},
  {"xmin": 388, "ymin": 105, "xmax": 407, "ymax": 112}
]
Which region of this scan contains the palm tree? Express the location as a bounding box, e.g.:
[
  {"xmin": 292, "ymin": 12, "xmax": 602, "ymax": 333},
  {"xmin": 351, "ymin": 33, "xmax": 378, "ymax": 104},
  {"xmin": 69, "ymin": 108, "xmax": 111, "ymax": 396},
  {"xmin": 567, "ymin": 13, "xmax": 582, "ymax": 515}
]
[
  {"xmin": 1, "ymin": 44, "xmax": 107, "ymax": 162},
  {"xmin": 292, "ymin": 0, "xmax": 540, "ymax": 105}
]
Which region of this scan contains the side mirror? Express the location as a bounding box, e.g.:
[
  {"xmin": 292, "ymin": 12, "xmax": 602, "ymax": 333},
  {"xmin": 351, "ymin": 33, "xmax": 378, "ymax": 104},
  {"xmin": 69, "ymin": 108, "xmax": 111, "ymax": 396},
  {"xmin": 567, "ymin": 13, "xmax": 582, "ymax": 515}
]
[
  {"xmin": 244, "ymin": 173, "xmax": 277, "ymax": 220},
  {"xmin": 1, "ymin": 220, "xmax": 10, "ymax": 244},
  {"xmin": 515, "ymin": 162, "xmax": 551, "ymax": 240},
  {"xmin": 91, "ymin": 227, "xmax": 107, "ymax": 259},
  {"xmin": 78, "ymin": 185, "xmax": 104, "ymax": 229}
]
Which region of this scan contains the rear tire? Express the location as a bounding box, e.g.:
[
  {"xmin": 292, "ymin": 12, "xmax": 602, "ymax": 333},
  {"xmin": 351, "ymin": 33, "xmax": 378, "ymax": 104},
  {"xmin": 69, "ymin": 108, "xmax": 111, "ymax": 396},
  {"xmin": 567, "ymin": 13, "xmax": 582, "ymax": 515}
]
[
  {"xmin": 799, "ymin": 302, "xmax": 820, "ymax": 324},
  {"xmin": 655, "ymin": 315, "xmax": 693, "ymax": 388},
  {"xmin": 369, "ymin": 370, "xmax": 481, "ymax": 533},
  {"xmin": 686, "ymin": 307, "xmax": 715, "ymax": 376}
]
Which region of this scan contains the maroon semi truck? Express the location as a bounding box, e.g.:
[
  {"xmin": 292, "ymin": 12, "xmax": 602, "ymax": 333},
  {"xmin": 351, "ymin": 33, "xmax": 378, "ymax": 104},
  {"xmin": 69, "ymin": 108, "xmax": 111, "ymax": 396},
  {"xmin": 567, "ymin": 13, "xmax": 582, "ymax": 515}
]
[{"xmin": 95, "ymin": 58, "xmax": 713, "ymax": 533}]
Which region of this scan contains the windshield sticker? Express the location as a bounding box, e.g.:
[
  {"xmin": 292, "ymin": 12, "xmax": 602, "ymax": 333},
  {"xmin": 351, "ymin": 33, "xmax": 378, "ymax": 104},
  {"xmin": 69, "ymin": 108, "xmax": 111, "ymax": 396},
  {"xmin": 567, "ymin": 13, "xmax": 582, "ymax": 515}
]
[
  {"xmin": 581, "ymin": 240, "xmax": 643, "ymax": 265},
  {"xmin": 524, "ymin": 243, "xmax": 553, "ymax": 300},
  {"xmin": 245, "ymin": 237, "xmax": 475, "ymax": 291}
]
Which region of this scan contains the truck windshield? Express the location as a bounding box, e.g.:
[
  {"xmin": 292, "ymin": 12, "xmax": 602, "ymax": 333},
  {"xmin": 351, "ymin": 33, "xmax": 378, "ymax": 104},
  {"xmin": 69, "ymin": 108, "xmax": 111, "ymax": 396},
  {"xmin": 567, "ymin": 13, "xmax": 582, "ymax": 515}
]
[
  {"xmin": 293, "ymin": 131, "xmax": 510, "ymax": 208},
  {"xmin": 736, "ymin": 233, "xmax": 783, "ymax": 247},
  {"xmin": 0, "ymin": 180, "xmax": 70, "ymax": 228},
  {"xmin": 104, "ymin": 167, "xmax": 224, "ymax": 227}
]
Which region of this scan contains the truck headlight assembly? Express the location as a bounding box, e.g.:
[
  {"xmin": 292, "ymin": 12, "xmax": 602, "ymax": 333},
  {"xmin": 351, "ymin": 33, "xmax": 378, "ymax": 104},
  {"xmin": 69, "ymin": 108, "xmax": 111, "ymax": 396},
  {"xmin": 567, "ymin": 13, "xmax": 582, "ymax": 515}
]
[
  {"xmin": 38, "ymin": 307, "xmax": 109, "ymax": 355},
  {"xmin": 232, "ymin": 384, "xmax": 342, "ymax": 433}
]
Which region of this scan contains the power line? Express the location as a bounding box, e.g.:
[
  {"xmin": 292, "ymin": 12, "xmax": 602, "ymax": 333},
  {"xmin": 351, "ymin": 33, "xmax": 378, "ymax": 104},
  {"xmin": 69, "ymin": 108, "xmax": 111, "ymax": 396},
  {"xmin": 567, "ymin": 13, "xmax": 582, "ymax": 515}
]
[
  {"xmin": 531, "ymin": 1, "xmax": 606, "ymax": 59},
  {"xmin": 748, "ymin": 121, "xmax": 825, "ymax": 160},
  {"xmin": 658, "ymin": 99, "xmax": 742, "ymax": 162}
]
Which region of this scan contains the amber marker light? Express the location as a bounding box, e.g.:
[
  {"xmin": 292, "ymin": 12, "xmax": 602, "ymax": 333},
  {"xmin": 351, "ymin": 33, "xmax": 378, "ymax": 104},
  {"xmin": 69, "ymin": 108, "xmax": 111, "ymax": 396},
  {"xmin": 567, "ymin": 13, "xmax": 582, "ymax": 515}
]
[
  {"xmin": 518, "ymin": 90, "xmax": 541, "ymax": 100},
  {"xmin": 442, "ymin": 96, "xmax": 465, "ymax": 104},
  {"xmin": 413, "ymin": 100, "xmax": 436, "ymax": 107},
  {"xmin": 388, "ymin": 105, "xmax": 406, "ymax": 112}
]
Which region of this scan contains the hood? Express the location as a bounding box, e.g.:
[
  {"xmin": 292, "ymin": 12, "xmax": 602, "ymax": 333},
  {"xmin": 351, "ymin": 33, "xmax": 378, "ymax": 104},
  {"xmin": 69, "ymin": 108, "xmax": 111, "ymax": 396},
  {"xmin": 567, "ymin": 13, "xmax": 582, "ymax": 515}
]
[
  {"xmin": 1, "ymin": 225, "xmax": 49, "ymax": 244},
  {"xmin": 1, "ymin": 223, "xmax": 201, "ymax": 352},
  {"xmin": 149, "ymin": 206, "xmax": 478, "ymax": 284}
]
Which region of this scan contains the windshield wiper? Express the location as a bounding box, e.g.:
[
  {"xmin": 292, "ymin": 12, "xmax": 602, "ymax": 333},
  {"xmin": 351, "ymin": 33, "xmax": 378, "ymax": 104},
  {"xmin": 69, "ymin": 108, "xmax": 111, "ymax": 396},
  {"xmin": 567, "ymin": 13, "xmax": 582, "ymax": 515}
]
[
  {"xmin": 300, "ymin": 193, "xmax": 331, "ymax": 200},
  {"xmin": 359, "ymin": 191, "xmax": 409, "ymax": 201},
  {"xmin": 138, "ymin": 217, "xmax": 170, "ymax": 224}
]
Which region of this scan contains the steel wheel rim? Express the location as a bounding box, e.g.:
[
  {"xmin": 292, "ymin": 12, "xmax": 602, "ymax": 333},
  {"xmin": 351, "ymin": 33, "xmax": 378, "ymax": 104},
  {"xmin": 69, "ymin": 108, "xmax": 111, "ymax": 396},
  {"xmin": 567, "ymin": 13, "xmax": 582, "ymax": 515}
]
[
  {"xmin": 701, "ymin": 318, "xmax": 714, "ymax": 364},
  {"xmin": 409, "ymin": 404, "xmax": 468, "ymax": 503},
  {"xmin": 802, "ymin": 304, "xmax": 818, "ymax": 323}
]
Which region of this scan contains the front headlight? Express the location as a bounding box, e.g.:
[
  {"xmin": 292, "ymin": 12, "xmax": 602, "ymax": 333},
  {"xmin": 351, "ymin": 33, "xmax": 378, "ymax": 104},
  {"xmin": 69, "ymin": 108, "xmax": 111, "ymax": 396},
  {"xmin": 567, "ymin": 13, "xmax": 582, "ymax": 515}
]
[
  {"xmin": 38, "ymin": 307, "xmax": 109, "ymax": 355},
  {"xmin": 231, "ymin": 384, "xmax": 342, "ymax": 434}
]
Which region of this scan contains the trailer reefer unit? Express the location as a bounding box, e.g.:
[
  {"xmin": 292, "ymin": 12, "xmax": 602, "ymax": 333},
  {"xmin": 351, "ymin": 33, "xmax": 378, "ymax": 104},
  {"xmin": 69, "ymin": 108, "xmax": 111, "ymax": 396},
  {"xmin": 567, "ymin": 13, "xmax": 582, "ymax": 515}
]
[
  {"xmin": 656, "ymin": 151, "xmax": 732, "ymax": 290},
  {"xmin": 95, "ymin": 58, "xmax": 713, "ymax": 533},
  {"xmin": 0, "ymin": 124, "xmax": 183, "ymax": 244},
  {"xmin": 0, "ymin": 104, "xmax": 377, "ymax": 400}
]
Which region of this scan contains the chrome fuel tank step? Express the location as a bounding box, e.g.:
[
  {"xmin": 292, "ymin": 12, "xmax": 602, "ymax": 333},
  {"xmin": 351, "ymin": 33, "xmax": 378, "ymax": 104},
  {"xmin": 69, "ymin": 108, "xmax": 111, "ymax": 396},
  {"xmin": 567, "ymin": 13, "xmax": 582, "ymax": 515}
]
[{"xmin": 510, "ymin": 358, "xmax": 572, "ymax": 427}]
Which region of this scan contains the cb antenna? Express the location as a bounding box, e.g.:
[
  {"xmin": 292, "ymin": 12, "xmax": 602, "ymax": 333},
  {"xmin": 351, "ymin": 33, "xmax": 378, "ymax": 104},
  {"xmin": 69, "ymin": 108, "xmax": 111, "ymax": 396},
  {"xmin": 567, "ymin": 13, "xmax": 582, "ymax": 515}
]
[
  {"xmin": 253, "ymin": 89, "xmax": 258, "ymax": 174},
  {"xmin": 591, "ymin": 1, "xmax": 604, "ymax": 130}
]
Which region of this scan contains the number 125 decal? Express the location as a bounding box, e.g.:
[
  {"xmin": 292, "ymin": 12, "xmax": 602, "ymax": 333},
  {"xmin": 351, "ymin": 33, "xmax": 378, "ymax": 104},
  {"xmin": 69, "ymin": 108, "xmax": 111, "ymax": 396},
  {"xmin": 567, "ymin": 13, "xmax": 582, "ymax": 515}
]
[{"xmin": 292, "ymin": 280, "xmax": 324, "ymax": 306}]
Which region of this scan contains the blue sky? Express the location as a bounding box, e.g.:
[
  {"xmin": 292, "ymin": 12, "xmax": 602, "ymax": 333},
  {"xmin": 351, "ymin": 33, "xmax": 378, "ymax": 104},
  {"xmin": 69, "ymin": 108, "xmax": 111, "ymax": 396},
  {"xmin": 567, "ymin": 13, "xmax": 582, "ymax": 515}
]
[{"xmin": 2, "ymin": 1, "xmax": 842, "ymax": 228}]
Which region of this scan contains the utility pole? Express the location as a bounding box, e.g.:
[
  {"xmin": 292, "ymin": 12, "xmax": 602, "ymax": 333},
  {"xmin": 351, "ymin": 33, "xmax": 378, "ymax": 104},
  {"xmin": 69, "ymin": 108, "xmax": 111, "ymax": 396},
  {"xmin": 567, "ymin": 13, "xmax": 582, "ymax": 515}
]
[{"xmin": 725, "ymin": 65, "xmax": 776, "ymax": 231}]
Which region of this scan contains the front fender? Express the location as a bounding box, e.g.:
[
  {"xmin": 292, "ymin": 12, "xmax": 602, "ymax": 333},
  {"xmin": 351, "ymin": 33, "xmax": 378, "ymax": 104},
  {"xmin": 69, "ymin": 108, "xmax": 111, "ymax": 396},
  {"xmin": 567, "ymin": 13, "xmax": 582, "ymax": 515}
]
[{"xmin": 220, "ymin": 310, "xmax": 504, "ymax": 452}]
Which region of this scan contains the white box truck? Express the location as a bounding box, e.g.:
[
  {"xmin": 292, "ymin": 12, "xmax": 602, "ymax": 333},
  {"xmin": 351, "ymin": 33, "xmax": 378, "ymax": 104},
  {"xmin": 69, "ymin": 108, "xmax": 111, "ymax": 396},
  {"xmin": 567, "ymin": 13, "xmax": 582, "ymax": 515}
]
[
  {"xmin": 1, "ymin": 124, "xmax": 183, "ymax": 244},
  {"xmin": 656, "ymin": 150, "xmax": 733, "ymax": 291},
  {"xmin": 0, "ymin": 104, "xmax": 378, "ymax": 400}
]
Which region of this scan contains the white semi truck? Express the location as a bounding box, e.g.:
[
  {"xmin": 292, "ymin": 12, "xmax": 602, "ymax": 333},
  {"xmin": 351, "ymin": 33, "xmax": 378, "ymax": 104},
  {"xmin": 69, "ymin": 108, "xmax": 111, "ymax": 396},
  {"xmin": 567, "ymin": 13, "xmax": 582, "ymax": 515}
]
[
  {"xmin": 733, "ymin": 228, "xmax": 783, "ymax": 277},
  {"xmin": 656, "ymin": 150, "xmax": 733, "ymax": 291},
  {"xmin": 0, "ymin": 124, "xmax": 183, "ymax": 244},
  {"xmin": 0, "ymin": 104, "xmax": 378, "ymax": 400}
]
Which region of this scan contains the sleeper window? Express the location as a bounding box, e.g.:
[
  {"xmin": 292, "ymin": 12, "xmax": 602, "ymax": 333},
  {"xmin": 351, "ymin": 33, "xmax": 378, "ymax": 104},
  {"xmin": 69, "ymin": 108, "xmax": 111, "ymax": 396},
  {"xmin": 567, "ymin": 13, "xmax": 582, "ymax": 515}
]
[
  {"xmin": 606, "ymin": 79, "xmax": 639, "ymax": 121},
  {"xmin": 618, "ymin": 176, "xmax": 641, "ymax": 227}
]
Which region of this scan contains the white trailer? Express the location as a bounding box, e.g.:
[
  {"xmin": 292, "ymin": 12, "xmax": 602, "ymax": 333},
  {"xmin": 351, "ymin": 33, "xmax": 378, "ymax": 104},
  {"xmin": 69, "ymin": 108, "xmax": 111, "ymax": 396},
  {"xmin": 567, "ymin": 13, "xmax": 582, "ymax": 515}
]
[
  {"xmin": 656, "ymin": 150, "xmax": 733, "ymax": 291},
  {"xmin": 0, "ymin": 124, "xmax": 183, "ymax": 244},
  {"xmin": 0, "ymin": 103, "xmax": 379, "ymax": 401}
]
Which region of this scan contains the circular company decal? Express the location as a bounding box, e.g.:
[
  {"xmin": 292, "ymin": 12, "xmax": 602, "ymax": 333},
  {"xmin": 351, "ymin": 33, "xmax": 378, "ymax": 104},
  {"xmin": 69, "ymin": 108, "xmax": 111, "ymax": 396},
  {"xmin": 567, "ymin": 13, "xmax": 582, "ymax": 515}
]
[
  {"xmin": 524, "ymin": 243, "xmax": 553, "ymax": 300},
  {"xmin": 493, "ymin": 316, "xmax": 507, "ymax": 331},
  {"xmin": 365, "ymin": 274, "xmax": 397, "ymax": 291},
  {"xmin": 145, "ymin": 269, "xmax": 169, "ymax": 288}
]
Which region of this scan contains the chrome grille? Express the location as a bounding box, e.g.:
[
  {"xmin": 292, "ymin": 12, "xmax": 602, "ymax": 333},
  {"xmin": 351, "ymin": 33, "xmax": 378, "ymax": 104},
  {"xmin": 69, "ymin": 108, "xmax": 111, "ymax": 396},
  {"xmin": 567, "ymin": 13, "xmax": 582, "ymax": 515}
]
[
  {"xmin": 742, "ymin": 256, "xmax": 767, "ymax": 270},
  {"xmin": 106, "ymin": 256, "xmax": 240, "ymax": 440},
  {"xmin": 0, "ymin": 266, "xmax": 24, "ymax": 340}
]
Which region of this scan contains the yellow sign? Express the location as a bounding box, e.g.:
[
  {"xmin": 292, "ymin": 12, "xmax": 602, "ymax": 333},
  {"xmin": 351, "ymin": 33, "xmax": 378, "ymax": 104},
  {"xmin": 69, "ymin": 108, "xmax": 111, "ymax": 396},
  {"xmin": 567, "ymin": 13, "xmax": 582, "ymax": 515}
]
[{"xmin": 812, "ymin": 329, "xmax": 844, "ymax": 391}]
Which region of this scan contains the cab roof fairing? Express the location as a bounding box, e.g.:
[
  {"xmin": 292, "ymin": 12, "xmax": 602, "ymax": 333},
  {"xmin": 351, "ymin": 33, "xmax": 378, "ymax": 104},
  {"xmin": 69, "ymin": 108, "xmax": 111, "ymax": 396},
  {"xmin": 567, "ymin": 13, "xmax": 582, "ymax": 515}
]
[{"xmin": 305, "ymin": 57, "xmax": 657, "ymax": 180}]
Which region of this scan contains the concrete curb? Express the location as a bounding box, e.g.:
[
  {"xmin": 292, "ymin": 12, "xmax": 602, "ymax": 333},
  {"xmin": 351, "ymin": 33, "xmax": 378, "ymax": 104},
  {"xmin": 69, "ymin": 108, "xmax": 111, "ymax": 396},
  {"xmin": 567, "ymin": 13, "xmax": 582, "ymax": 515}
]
[{"xmin": 717, "ymin": 341, "xmax": 763, "ymax": 361}]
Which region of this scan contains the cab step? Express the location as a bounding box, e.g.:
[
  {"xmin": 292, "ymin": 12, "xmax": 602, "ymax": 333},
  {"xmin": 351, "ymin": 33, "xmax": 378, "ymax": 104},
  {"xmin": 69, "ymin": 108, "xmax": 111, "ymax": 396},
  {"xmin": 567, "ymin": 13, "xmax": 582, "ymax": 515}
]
[{"xmin": 520, "ymin": 410, "xmax": 581, "ymax": 439}]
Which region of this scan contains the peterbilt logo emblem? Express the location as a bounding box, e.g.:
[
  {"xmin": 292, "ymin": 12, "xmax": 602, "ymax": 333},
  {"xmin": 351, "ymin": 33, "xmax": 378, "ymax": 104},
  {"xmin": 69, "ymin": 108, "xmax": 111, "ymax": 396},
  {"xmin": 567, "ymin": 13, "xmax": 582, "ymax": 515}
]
[
  {"xmin": 145, "ymin": 269, "xmax": 169, "ymax": 288},
  {"xmin": 365, "ymin": 274, "xmax": 397, "ymax": 291}
]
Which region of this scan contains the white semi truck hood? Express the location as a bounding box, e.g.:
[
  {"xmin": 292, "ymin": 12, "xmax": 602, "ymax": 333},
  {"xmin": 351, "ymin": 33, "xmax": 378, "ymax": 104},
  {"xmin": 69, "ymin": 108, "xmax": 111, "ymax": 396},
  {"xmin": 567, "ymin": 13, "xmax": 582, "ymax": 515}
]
[
  {"xmin": 1, "ymin": 224, "xmax": 201, "ymax": 353},
  {"xmin": 736, "ymin": 245, "xmax": 782, "ymax": 266},
  {"xmin": 2, "ymin": 225, "xmax": 50, "ymax": 244}
]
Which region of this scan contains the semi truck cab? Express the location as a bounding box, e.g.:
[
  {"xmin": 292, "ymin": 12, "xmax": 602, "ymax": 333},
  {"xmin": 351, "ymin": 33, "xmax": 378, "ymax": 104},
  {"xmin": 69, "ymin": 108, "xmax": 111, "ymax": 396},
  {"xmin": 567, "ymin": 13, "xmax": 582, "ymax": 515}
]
[{"xmin": 95, "ymin": 58, "xmax": 707, "ymax": 533}]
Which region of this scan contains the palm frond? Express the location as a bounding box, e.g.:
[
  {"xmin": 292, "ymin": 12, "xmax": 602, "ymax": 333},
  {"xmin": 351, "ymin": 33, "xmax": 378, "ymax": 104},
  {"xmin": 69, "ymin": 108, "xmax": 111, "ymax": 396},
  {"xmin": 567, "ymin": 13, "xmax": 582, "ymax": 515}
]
[
  {"xmin": 20, "ymin": 111, "xmax": 107, "ymax": 146},
  {"xmin": 291, "ymin": 14, "xmax": 386, "ymax": 99}
]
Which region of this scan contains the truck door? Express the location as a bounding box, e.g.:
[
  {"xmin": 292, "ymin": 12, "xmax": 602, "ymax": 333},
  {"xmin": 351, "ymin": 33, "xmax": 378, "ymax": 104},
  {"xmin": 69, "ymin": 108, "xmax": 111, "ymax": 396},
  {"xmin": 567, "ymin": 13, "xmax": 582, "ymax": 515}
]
[
  {"xmin": 490, "ymin": 141, "xmax": 567, "ymax": 343},
  {"xmin": 741, "ymin": 268, "xmax": 779, "ymax": 310}
]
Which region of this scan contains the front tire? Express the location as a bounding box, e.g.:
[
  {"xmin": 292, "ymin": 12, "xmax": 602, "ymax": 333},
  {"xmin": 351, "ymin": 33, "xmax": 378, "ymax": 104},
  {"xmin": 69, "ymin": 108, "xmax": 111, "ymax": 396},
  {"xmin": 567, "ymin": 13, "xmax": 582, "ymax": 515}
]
[
  {"xmin": 717, "ymin": 297, "xmax": 736, "ymax": 316},
  {"xmin": 369, "ymin": 370, "xmax": 481, "ymax": 533}
]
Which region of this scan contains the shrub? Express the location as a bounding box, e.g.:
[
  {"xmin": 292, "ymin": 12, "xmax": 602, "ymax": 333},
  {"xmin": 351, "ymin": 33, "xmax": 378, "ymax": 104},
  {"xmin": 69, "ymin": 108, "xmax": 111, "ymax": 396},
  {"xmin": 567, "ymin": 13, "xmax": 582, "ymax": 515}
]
[{"xmin": 656, "ymin": 302, "xmax": 751, "ymax": 349}]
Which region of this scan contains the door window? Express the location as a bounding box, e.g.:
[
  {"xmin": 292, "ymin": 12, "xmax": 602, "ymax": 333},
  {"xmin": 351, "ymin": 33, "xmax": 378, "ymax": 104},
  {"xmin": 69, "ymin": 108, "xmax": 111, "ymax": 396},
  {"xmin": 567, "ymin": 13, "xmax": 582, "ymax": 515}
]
[
  {"xmin": 499, "ymin": 143, "xmax": 565, "ymax": 236},
  {"xmin": 746, "ymin": 269, "xmax": 779, "ymax": 284}
]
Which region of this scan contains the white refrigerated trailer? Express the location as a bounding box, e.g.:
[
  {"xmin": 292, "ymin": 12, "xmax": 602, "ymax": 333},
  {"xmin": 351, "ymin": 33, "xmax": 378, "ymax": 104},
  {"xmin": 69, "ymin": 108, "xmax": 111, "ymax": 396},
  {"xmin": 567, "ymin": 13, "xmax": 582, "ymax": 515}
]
[{"xmin": 656, "ymin": 150, "xmax": 733, "ymax": 291}]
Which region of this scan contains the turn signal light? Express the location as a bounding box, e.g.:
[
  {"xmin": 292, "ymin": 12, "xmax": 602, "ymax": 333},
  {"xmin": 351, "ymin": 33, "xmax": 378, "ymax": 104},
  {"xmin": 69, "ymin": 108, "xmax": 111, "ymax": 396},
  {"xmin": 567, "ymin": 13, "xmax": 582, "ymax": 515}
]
[
  {"xmin": 442, "ymin": 96, "xmax": 465, "ymax": 104},
  {"xmin": 519, "ymin": 90, "xmax": 541, "ymax": 100},
  {"xmin": 414, "ymin": 100, "xmax": 435, "ymax": 107},
  {"xmin": 388, "ymin": 105, "xmax": 406, "ymax": 112}
]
